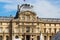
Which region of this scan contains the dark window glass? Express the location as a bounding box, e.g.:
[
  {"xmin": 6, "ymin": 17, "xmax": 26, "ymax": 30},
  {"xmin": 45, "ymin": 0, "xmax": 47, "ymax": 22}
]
[
  {"xmin": 15, "ymin": 36, "xmax": 19, "ymax": 39},
  {"xmin": 49, "ymin": 36, "xmax": 51, "ymax": 40},
  {"xmin": 22, "ymin": 27, "xmax": 24, "ymax": 33},
  {"xmin": 6, "ymin": 36, "xmax": 9, "ymax": 40},
  {"xmin": 26, "ymin": 27, "xmax": 30, "ymax": 32},
  {"xmin": 22, "ymin": 16, "xmax": 25, "ymax": 20},
  {"xmin": 26, "ymin": 15, "xmax": 30, "ymax": 20},
  {"xmin": 59, "ymin": 28, "xmax": 60, "ymax": 31},
  {"xmin": 32, "ymin": 28, "xmax": 33, "ymax": 33},
  {"xmin": 22, "ymin": 35, "xmax": 24, "ymax": 40},
  {"xmin": 44, "ymin": 36, "xmax": 46, "ymax": 40},
  {"xmin": 49, "ymin": 28, "xmax": 51, "ymax": 33},
  {"xmin": 32, "ymin": 39, "xmax": 33, "ymax": 40},
  {"xmin": 37, "ymin": 27, "xmax": 40, "ymax": 32},
  {"xmin": 44, "ymin": 28, "xmax": 46, "ymax": 33},
  {"xmin": 54, "ymin": 28, "xmax": 56, "ymax": 33},
  {"xmin": 26, "ymin": 35, "xmax": 30, "ymax": 40},
  {"xmin": 0, "ymin": 36, "xmax": 2, "ymax": 40},
  {"xmin": 37, "ymin": 36, "xmax": 40, "ymax": 40}
]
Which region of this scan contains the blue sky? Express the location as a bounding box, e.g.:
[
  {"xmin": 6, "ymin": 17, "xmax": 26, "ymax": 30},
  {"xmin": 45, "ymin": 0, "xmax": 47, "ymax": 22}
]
[{"xmin": 0, "ymin": 0, "xmax": 60, "ymax": 18}]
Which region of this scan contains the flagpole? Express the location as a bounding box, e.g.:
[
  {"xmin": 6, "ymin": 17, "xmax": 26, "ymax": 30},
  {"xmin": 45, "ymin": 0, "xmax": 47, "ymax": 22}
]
[{"xmin": 23, "ymin": 0, "xmax": 26, "ymax": 4}]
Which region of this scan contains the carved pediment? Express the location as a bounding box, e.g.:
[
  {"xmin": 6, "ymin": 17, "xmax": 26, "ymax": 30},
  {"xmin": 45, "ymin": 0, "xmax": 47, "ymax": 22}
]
[
  {"xmin": 18, "ymin": 11, "xmax": 37, "ymax": 21},
  {"xmin": 19, "ymin": 11, "xmax": 36, "ymax": 16}
]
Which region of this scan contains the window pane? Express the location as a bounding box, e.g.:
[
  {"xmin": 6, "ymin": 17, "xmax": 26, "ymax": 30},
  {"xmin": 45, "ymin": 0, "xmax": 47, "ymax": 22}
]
[
  {"xmin": 37, "ymin": 36, "xmax": 40, "ymax": 40},
  {"xmin": 26, "ymin": 27, "xmax": 30, "ymax": 32},
  {"xmin": 0, "ymin": 36, "xmax": 2, "ymax": 40},
  {"xmin": 44, "ymin": 28, "xmax": 46, "ymax": 33},
  {"xmin": 6, "ymin": 36, "xmax": 9, "ymax": 40},
  {"xmin": 22, "ymin": 27, "xmax": 24, "ymax": 33},
  {"xmin": 15, "ymin": 28, "xmax": 19, "ymax": 33},
  {"xmin": 44, "ymin": 36, "xmax": 46, "ymax": 40},
  {"xmin": 5, "ymin": 28, "xmax": 9, "ymax": 33},
  {"xmin": 0, "ymin": 28, "xmax": 2, "ymax": 33},
  {"xmin": 49, "ymin": 28, "xmax": 51, "ymax": 33},
  {"xmin": 54, "ymin": 28, "xmax": 56, "ymax": 33},
  {"xmin": 26, "ymin": 16, "xmax": 30, "ymax": 21},
  {"xmin": 49, "ymin": 36, "xmax": 51, "ymax": 40},
  {"xmin": 15, "ymin": 36, "xmax": 19, "ymax": 39}
]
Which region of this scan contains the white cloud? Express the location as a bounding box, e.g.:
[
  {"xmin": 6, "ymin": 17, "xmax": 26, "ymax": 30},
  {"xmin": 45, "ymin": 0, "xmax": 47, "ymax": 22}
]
[
  {"xmin": 1, "ymin": 0, "xmax": 60, "ymax": 18},
  {"xmin": 33, "ymin": 0, "xmax": 60, "ymax": 18},
  {"xmin": 0, "ymin": 0, "xmax": 13, "ymax": 3},
  {"xmin": 1, "ymin": 0, "xmax": 22, "ymax": 11},
  {"xmin": 3, "ymin": 4, "xmax": 17, "ymax": 11}
]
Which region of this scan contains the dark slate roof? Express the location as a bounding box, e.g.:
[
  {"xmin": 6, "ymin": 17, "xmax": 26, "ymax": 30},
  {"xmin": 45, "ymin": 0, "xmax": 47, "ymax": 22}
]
[
  {"xmin": 38, "ymin": 18, "xmax": 60, "ymax": 23},
  {"xmin": 0, "ymin": 16, "xmax": 13, "ymax": 21}
]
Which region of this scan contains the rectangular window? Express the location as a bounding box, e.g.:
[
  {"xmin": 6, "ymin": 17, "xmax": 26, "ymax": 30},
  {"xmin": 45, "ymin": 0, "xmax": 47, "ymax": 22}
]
[
  {"xmin": 37, "ymin": 36, "xmax": 40, "ymax": 40},
  {"xmin": 46, "ymin": 24, "xmax": 49, "ymax": 26},
  {"xmin": 32, "ymin": 28, "xmax": 33, "ymax": 33},
  {"xmin": 51, "ymin": 24, "xmax": 55, "ymax": 26},
  {"xmin": 44, "ymin": 36, "xmax": 46, "ymax": 40},
  {"xmin": 49, "ymin": 36, "xmax": 51, "ymax": 40},
  {"xmin": 26, "ymin": 27, "xmax": 30, "ymax": 32},
  {"xmin": 6, "ymin": 36, "xmax": 9, "ymax": 40},
  {"xmin": 22, "ymin": 35, "xmax": 24, "ymax": 40},
  {"xmin": 22, "ymin": 16, "xmax": 25, "ymax": 20},
  {"xmin": 0, "ymin": 28, "xmax": 2, "ymax": 33},
  {"xmin": 54, "ymin": 28, "xmax": 56, "ymax": 33},
  {"xmin": 49, "ymin": 28, "xmax": 51, "ymax": 33},
  {"xmin": 59, "ymin": 28, "xmax": 60, "ymax": 31},
  {"xmin": 0, "ymin": 36, "xmax": 2, "ymax": 40},
  {"xmin": 44, "ymin": 28, "xmax": 46, "ymax": 33},
  {"xmin": 37, "ymin": 27, "xmax": 40, "ymax": 32},
  {"xmin": 32, "ymin": 39, "xmax": 33, "ymax": 40},
  {"xmin": 56, "ymin": 24, "xmax": 59, "ymax": 26},
  {"xmin": 5, "ymin": 28, "xmax": 9, "ymax": 33},
  {"xmin": 26, "ymin": 15, "xmax": 30, "ymax": 21},
  {"xmin": 15, "ymin": 28, "xmax": 19, "ymax": 33},
  {"xmin": 22, "ymin": 27, "xmax": 24, "ymax": 33}
]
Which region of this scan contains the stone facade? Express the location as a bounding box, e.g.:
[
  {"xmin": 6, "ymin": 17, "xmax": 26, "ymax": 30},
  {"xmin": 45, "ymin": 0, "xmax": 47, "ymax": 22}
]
[{"xmin": 0, "ymin": 4, "xmax": 60, "ymax": 40}]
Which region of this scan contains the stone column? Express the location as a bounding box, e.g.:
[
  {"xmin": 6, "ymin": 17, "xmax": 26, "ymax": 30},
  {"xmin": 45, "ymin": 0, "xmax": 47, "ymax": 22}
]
[
  {"xmin": 48, "ymin": 36, "xmax": 49, "ymax": 40},
  {"xmin": 3, "ymin": 35, "xmax": 6, "ymax": 40},
  {"xmin": 20, "ymin": 35, "xmax": 22, "ymax": 40},
  {"xmin": 25, "ymin": 35, "xmax": 26, "ymax": 40},
  {"xmin": 47, "ymin": 36, "xmax": 48, "ymax": 40},
  {"xmin": 43, "ymin": 36, "xmax": 44, "ymax": 40},
  {"xmin": 12, "ymin": 35, "xmax": 14, "ymax": 40},
  {"xmin": 34, "ymin": 35, "xmax": 37, "ymax": 40},
  {"xmin": 20, "ymin": 27, "xmax": 22, "ymax": 33}
]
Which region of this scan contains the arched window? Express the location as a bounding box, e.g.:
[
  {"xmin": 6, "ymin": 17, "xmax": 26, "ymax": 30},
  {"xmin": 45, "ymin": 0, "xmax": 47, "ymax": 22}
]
[
  {"xmin": 37, "ymin": 36, "xmax": 40, "ymax": 40},
  {"xmin": 44, "ymin": 28, "xmax": 46, "ymax": 33},
  {"xmin": 49, "ymin": 36, "xmax": 51, "ymax": 40},
  {"xmin": 6, "ymin": 36, "xmax": 9, "ymax": 40},
  {"xmin": 26, "ymin": 27, "xmax": 30, "ymax": 32},
  {"xmin": 0, "ymin": 36, "xmax": 2, "ymax": 40},
  {"xmin": 15, "ymin": 35, "xmax": 19, "ymax": 39},
  {"xmin": 44, "ymin": 36, "xmax": 46, "ymax": 40}
]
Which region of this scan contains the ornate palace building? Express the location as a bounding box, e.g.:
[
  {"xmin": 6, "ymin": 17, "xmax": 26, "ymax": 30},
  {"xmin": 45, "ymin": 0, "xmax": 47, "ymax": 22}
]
[{"xmin": 0, "ymin": 4, "xmax": 60, "ymax": 40}]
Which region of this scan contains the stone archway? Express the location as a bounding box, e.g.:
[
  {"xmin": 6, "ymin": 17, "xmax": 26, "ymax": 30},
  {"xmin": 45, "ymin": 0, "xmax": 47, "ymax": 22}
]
[
  {"xmin": 51, "ymin": 31, "xmax": 60, "ymax": 40},
  {"xmin": 13, "ymin": 35, "xmax": 21, "ymax": 40}
]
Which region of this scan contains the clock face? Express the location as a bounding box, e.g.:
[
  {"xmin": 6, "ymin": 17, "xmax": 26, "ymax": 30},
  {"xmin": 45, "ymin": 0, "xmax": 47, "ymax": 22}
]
[{"xmin": 51, "ymin": 31, "xmax": 60, "ymax": 40}]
